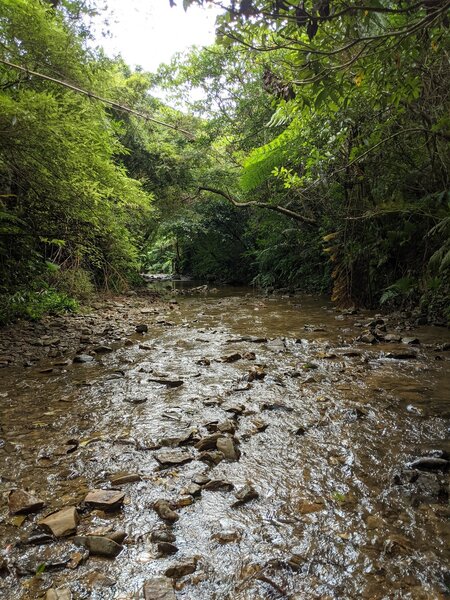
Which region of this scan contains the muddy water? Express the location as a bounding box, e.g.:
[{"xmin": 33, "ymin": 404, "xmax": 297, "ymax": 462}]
[{"xmin": 0, "ymin": 288, "xmax": 449, "ymax": 599}]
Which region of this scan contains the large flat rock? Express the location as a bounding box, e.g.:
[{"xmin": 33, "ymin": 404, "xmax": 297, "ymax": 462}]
[
  {"xmin": 39, "ymin": 506, "xmax": 78, "ymax": 537},
  {"xmin": 8, "ymin": 489, "xmax": 45, "ymax": 515},
  {"xmin": 84, "ymin": 489, "xmax": 125, "ymax": 510}
]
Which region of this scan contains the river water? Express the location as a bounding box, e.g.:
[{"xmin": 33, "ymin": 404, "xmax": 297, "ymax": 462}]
[{"xmin": 0, "ymin": 287, "xmax": 449, "ymax": 599}]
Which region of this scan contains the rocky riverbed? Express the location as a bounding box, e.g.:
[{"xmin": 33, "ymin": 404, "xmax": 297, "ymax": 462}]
[{"xmin": 0, "ymin": 287, "xmax": 449, "ymax": 599}]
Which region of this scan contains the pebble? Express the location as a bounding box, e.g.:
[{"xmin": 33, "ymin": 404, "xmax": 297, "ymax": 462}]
[
  {"xmin": 153, "ymin": 499, "xmax": 179, "ymax": 523},
  {"xmin": 233, "ymin": 484, "xmax": 259, "ymax": 505}
]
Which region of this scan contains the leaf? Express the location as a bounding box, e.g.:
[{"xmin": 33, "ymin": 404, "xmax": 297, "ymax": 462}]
[{"xmin": 35, "ymin": 563, "xmax": 46, "ymax": 575}]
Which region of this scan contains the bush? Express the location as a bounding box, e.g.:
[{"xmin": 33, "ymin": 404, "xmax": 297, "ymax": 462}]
[{"xmin": 0, "ymin": 287, "xmax": 78, "ymax": 325}]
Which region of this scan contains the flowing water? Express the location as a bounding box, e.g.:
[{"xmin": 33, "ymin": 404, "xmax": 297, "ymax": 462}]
[{"xmin": 0, "ymin": 287, "xmax": 449, "ymax": 599}]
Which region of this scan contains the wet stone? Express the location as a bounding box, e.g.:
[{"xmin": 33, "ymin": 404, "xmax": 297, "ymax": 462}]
[
  {"xmin": 73, "ymin": 535, "xmax": 123, "ymax": 558},
  {"xmin": 402, "ymin": 337, "xmax": 420, "ymax": 345},
  {"xmin": 73, "ymin": 354, "xmax": 94, "ymax": 363},
  {"xmin": 155, "ymin": 450, "xmax": 193, "ymax": 469},
  {"xmin": 165, "ymin": 557, "xmax": 198, "ymax": 579},
  {"xmin": 39, "ymin": 506, "xmax": 78, "ymax": 537},
  {"xmin": 109, "ymin": 472, "xmax": 142, "ymax": 485},
  {"xmin": 45, "ymin": 588, "xmax": 72, "ymax": 600},
  {"xmin": 233, "ymin": 484, "xmax": 259, "ymax": 505},
  {"xmin": 153, "ymin": 499, "xmax": 179, "ymax": 523},
  {"xmin": 298, "ymin": 500, "xmax": 326, "ymax": 514},
  {"xmin": 386, "ymin": 349, "xmax": 418, "ymax": 359},
  {"xmin": 182, "ymin": 483, "xmax": 202, "ymax": 497},
  {"xmin": 24, "ymin": 530, "xmax": 54, "ymax": 545},
  {"xmin": 216, "ymin": 436, "xmax": 240, "ymax": 461},
  {"xmin": 143, "ymin": 576, "xmax": 176, "ymax": 600},
  {"xmin": 195, "ymin": 432, "xmax": 222, "ymax": 451},
  {"xmin": 151, "ymin": 528, "xmax": 176, "ymax": 543},
  {"xmin": 212, "ymin": 530, "xmax": 241, "ymax": 544},
  {"xmin": 198, "ymin": 450, "xmax": 225, "ymax": 465},
  {"xmin": 8, "ymin": 489, "xmax": 45, "ymax": 515},
  {"xmin": 203, "ymin": 479, "xmax": 234, "ymax": 492},
  {"xmin": 220, "ymin": 353, "xmax": 242, "ymax": 363},
  {"xmin": 157, "ymin": 542, "xmax": 178, "ymax": 556},
  {"xmin": 84, "ymin": 489, "xmax": 125, "ymax": 510},
  {"xmin": 408, "ymin": 457, "xmax": 449, "ymax": 471},
  {"xmin": 136, "ymin": 324, "xmax": 148, "ymax": 333}
]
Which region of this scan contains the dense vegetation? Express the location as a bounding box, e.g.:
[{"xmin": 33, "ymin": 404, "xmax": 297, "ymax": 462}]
[{"xmin": 0, "ymin": 0, "xmax": 449, "ymax": 324}]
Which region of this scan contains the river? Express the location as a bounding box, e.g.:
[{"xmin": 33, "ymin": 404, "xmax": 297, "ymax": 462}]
[{"xmin": 0, "ymin": 287, "xmax": 448, "ymax": 599}]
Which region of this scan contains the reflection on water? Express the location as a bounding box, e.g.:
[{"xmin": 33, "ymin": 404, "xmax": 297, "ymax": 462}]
[{"xmin": 0, "ymin": 288, "xmax": 448, "ymax": 599}]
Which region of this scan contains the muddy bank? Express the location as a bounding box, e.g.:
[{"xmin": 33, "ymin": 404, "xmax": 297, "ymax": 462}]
[{"xmin": 0, "ymin": 288, "xmax": 449, "ymax": 599}]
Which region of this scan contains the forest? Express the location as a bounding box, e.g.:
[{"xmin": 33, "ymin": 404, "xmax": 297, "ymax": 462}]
[{"xmin": 0, "ymin": 0, "xmax": 449, "ymax": 323}]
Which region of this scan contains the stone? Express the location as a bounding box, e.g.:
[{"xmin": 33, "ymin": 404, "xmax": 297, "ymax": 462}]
[
  {"xmin": 220, "ymin": 353, "xmax": 242, "ymax": 363},
  {"xmin": 94, "ymin": 345, "xmax": 113, "ymax": 353},
  {"xmin": 155, "ymin": 450, "xmax": 193, "ymax": 469},
  {"xmin": 73, "ymin": 535, "xmax": 122, "ymax": 558},
  {"xmin": 384, "ymin": 333, "xmax": 401, "ymax": 343},
  {"xmin": 73, "ymin": 354, "xmax": 94, "ymax": 363},
  {"xmin": 109, "ymin": 473, "xmax": 142, "ymax": 485},
  {"xmin": 151, "ymin": 528, "xmax": 176, "ymax": 543},
  {"xmin": 84, "ymin": 489, "xmax": 125, "ymax": 510},
  {"xmin": 148, "ymin": 378, "xmax": 184, "ymax": 387},
  {"xmin": 385, "ymin": 350, "xmax": 417, "ymax": 359},
  {"xmin": 165, "ymin": 558, "xmax": 197, "ymax": 579},
  {"xmin": 106, "ymin": 530, "xmax": 127, "ymax": 544},
  {"xmin": 298, "ymin": 500, "xmax": 325, "ymax": 514},
  {"xmin": 45, "ymin": 588, "xmax": 72, "ymax": 600},
  {"xmin": 401, "ymin": 337, "xmax": 420, "ymax": 345},
  {"xmin": 409, "ymin": 457, "xmax": 448, "ymax": 471},
  {"xmin": 198, "ymin": 450, "xmax": 225, "ymax": 465},
  {"xmin": 217, "ymin": 419, "xmax": 236, "ymax": 433},
  {"xmin": 192, "ymin": 474, "xmax": 211, "ymax": 486},
  {"xmin": 8, "ymin": 489, "xmax": 45, "ymax": 515},
  {"xmin": 182, "ymin": 483, "xmax": 202, "ymax": 497},
  {"xmin": 195, "ymin": 433, "xmax": 222, "ymax": 451},
  {"xmin": 366, "ymin": 514, "xmax": 385, "ymax": 530},
  {"xmin": 39, "ymin": 506, "xmax": 78, "ymax": 537},
  {"xmin": 203, "ymin": 479, "xmax": 234, "ymax": 492},
  {"xmin": 136, "ymin": 324, "xmax": 148, "ymax": 333},
  {"xmin": 247, "ymin": 366, "xmax": 266, "ymax": 381},
  {"xmin": 157, "ymin": 542, "xmax": 178, "ymax": 556},
  {"xmin": 143, "ymin": 577, "xmax": 176, "ymax": 600},
  {"xmin": 153, "ymin": 499, "xmax": 179, "ymax": 523},
  {"xmin": 216, "ymin": 436, "xmax": 240, "ymax": 461},
  {"xmin": 212, "ymin": 530, "xmax": 241, "ymax": 544},
  {"xmin": 233, "ymin": 484, "xmax": 259, "ymax": 506}
]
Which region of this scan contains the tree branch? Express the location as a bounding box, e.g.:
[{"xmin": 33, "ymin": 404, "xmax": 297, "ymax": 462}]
[
  {"xmin": 0, "ymin": 59, "xmax": 195, "ymax": 138},
  {"xmin": 198, "ymin": 186, "xmax": 317, "ymax": 225}
]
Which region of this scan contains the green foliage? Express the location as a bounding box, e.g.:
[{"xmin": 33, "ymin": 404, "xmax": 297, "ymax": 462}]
[{"xmin": 0, "ymin": 286, "xmax": 78, "ymax": 325}]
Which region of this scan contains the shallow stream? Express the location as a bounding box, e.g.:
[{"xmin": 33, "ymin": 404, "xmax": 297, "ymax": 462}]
[{"xmin": 0, "ymin": 288, "xmax": 449, "ymax": 599}]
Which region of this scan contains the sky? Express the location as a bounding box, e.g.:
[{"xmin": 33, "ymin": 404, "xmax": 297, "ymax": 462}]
[{"xmin": 92, "ymin": 0, "xmax": 221, "ymax": 72}]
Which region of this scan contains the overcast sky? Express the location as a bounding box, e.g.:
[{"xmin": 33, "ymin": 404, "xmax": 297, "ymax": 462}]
[{"xmin": 92, "ymin": 0, "xmax": 221, "ymax": 72}]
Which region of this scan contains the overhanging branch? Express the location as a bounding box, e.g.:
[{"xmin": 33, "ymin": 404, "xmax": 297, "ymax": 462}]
[{"xmin": 198, "ymin": 186, "xmax": 317, "ymax": 225}]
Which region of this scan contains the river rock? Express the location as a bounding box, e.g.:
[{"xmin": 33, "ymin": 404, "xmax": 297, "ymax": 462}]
[
  {"xmin": 46, "ymin": 588, "xmax": 72, "ymax": 600},
  {"xmin": 233, "ymin": 484, "xmax": 259, "ymax": 506},
  {"xmin": 216, "ymin": 436, "xmax": 240, "ymax": 461},
  {"xmin": 220, "ymin": 353, "xmax": 242, "ymax": 363},
  {"xmin": 73, "ymin": 354, "xmax": 94, "ymax": 363},
  {"xmin": 143, "ymin": 576, "xmax": 176, "ymax": 600},
  {"xmin": 384, "ymin": 333, "xmax": 401, "ymax": 342},
  {"xmin": 155, "ymin": 450, "xmax": 193, "ymax": 469},
  {"xmin": 203, "ymin": 479, "xmax": 234, "ymax": 492},
  {"xmin": 153, "ymin": 500, "xmax": 179, "ymax": 523},
  {"xmin": 165, "ymin": 557, "xmax": 197, "ymax": 579},
  {"xmin": 151, "ymin": 528, "xmax": 176, "ymax": 543},
  {"xmin": 182, "ymin": 483, "xmax": 202, "ymax": 497},
  {"xmin": 198, "ymin": 450, "xmax": 225, "ymax": 465},
  {"xmin": 195, "ymin": 432, "xmax": 222, "ymax": 451},
  {"xmin": 8, "ymin": 489, "xmax": 45, "ymax": 515},
  {"xmin": 401, "ymin": 337, "xmax": 420, "ymax": 345},
  {"xmin": 73, "ymin": 535, "xmax": 122, "ymax": 557},
  {"xmin": 136, "ymin": 324, "xmax": 148, "ymax": 333},
  {"xmin": 94, "ymin": 345, "xmax": 113, "ymax": 353},
  {"xmin": 109, "ymin": 473, "xmax": 142, "ymax": 485},
  {"xmin": 217, "ymin": 419, "xmax": 236, "ymax": 433},
  {"xmin": 385, "ymin": 349, "xmax": 417, "ymax": 359},
  {"xmin": 149, "ymin": 378, "xmax": 184, "ymax": 388},
  {"xmin": 157, "ymin": 542, "xmax": 178, "ymax": 556},
  {"xmin": 408, "ymin": 457, "xmax": 449, "ymax": 471},
  {"xmin": 39, "ymin": 506, "xmax": 78, "ymax": 537},
  {"xmin": 298, "ymin": 500, "xmax": 325, "ymax": 514},
  {"xmin": 106, "ymin": 530, "xmax": 127, "ymax": 544},
  {"xmin": 84, "ymin": 489, "xmax": 125, "ymax": 510}
]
